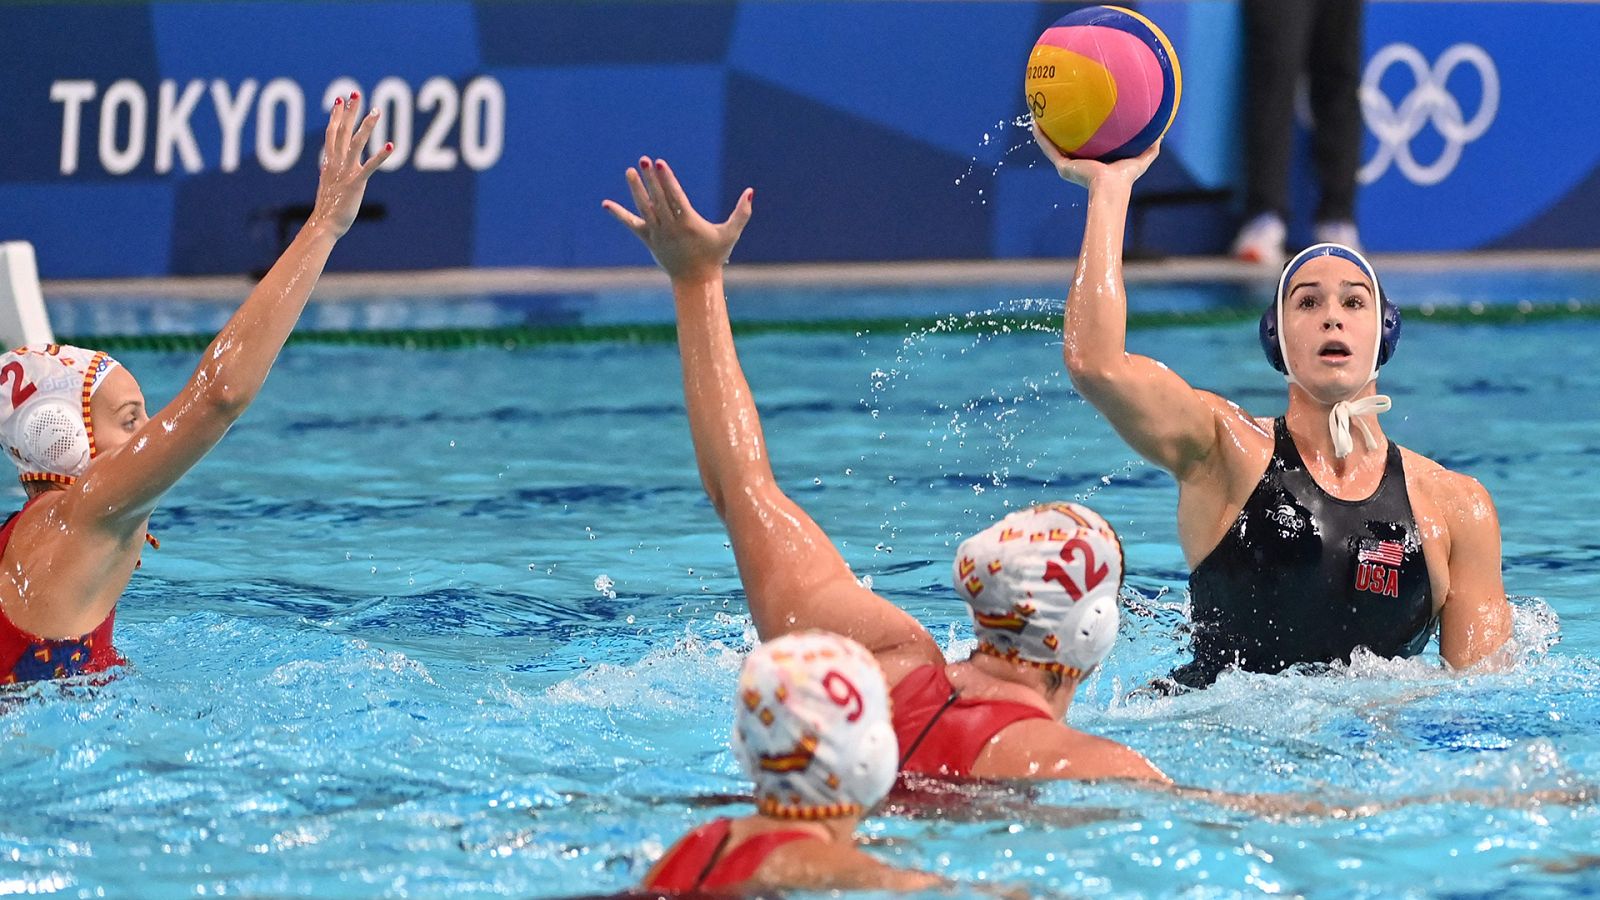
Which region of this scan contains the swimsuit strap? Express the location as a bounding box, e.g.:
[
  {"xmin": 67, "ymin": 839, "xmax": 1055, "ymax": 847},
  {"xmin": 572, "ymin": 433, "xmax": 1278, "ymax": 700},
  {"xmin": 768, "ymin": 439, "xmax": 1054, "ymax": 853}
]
[
  {"xmin": 1272, "ymin": 416, "xmax": 1300, "ymax": 467},
  {"xmin": 693, "ymin": 829, "xmax": 735, "ymax": 890},
  {"xmin": 898, "ymin": 686, "xmax": 961, "ymax": 769}
]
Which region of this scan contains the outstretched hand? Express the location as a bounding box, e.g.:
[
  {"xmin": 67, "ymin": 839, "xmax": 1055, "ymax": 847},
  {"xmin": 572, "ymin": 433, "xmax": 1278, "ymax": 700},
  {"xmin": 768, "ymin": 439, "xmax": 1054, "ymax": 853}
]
[
  {"xmin": 308, "ymin": 93, "xmax": 394, "ymax": 238},
  {"xmin": 1032, "ymin": 123, "xmax": 1161, "ymax": 190},
  {"xmin": 603, "ymin": 158, "xmax": 753, "ymax": 282}
]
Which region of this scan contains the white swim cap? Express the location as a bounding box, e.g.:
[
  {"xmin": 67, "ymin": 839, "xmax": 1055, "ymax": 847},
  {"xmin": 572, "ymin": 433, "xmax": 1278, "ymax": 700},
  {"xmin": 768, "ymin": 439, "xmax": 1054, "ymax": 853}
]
[
  {"xmin": 0, "ymin": 344, "xmax": 121, "ymax": 485},
  {"xmin": 955, "ymin": 503, "xmax": 1123, "ymax": 678},
  {"xmin": 731, "ymin": 631, "xmax": 898, "ymax": 820}
]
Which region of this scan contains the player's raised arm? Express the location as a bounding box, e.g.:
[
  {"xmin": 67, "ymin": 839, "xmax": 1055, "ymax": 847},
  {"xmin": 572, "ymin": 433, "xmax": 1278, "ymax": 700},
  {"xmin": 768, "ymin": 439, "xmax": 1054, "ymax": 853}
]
[
  {"xmin": 1037, "ymin": 130, "xmax": 1229, "ymax": 481},
  {"xmin": 603, "ymin": 160, "xmax": 941, "ymax": 670}
]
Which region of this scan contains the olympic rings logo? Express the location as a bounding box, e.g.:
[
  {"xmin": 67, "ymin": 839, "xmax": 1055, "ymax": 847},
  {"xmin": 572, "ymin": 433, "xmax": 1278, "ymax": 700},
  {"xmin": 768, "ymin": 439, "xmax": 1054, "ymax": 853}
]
[{"xmin": 1358, "ymin": 42, "xmax": 1499, "ymax": 187}]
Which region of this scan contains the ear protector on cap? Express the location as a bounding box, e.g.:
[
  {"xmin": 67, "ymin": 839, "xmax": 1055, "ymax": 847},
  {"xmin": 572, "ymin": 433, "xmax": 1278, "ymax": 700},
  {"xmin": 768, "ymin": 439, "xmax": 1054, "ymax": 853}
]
[{"xmin": 1259, "ymin": 243, "xmax": 1401, "ymax": 375}]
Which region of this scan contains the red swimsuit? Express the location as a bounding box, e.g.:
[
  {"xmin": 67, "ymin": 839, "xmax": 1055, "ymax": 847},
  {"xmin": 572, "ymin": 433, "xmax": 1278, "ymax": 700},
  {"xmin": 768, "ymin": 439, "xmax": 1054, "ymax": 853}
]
[
  {"xmin": 644, "ymin": 818, "xmax": 814, "ymax": 893},
  {"xmin": 0, "ymin": 501, "xmax": 121, "ymax": 685},
  {"xmin": 890, "ymin": 665, "xmax": 1052, "ymax": 779}
]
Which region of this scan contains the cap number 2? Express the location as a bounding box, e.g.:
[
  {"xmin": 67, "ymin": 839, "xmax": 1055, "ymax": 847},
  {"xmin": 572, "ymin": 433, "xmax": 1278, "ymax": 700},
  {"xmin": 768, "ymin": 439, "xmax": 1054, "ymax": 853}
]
[
  {"xmin": 1, "ymin": 363, "xmax": 37, "ymax": 409},
  {"xmin": 1042, "ymin": 537, "xmax": 1108, "ymax": 602}
]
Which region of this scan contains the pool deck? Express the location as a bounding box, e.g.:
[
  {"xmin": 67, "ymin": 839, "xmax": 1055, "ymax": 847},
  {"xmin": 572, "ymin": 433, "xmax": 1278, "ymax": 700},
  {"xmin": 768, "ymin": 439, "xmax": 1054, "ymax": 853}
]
[{"xmin": 42, "ymin": 249, "xmax": 1600, "ymax": 302}]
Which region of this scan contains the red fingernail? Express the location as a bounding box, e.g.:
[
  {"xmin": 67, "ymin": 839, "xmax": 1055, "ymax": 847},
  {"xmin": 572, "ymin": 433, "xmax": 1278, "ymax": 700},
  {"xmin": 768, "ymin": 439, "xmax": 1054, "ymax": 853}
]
[
  {"xmin": 654, "ymin": 160, "xmax": 664, "ymax": 170},
  {"xmin": 385, "ymin": 142, "xmax": 393, "ymax": 151},
  {"xmin": 334, "ymin": 97, "xmax": 342, "ymax": 106},
  {"xmin": 351, "ymin": 91, "xmax": 360, "ymax": 100}
]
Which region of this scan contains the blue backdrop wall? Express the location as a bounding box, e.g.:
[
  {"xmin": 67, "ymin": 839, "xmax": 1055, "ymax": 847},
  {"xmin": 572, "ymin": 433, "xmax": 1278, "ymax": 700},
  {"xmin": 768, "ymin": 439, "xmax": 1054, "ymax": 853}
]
[{"xmin": 1, "ymin": 1, "xmax": 1595, "ymax": 278}]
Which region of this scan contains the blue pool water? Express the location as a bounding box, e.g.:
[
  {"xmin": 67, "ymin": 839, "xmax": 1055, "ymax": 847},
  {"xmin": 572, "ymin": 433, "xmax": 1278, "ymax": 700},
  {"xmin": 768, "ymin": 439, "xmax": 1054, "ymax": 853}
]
[{"xmin": 4, "ymin": 283, "xmax": 1600, "ymax": 897}]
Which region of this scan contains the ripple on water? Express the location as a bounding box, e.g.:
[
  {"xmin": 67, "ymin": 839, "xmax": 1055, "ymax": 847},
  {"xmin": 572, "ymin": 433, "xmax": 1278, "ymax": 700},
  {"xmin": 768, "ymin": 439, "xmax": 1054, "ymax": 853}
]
[{"xmin": 7, "ymin": 322, "xmax": 1600, "ymax": 896}]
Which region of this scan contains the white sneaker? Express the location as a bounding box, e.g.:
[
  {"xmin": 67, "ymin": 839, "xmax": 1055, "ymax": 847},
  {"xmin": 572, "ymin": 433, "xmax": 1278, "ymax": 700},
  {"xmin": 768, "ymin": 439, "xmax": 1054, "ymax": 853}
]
[
  {"xmin": 1313, "ymin": 220, "xmax": 1362, "ymax": 252},
  {"xmin": 1231, "ymin": 213, "xmax": 1286, "ymax": 266}
]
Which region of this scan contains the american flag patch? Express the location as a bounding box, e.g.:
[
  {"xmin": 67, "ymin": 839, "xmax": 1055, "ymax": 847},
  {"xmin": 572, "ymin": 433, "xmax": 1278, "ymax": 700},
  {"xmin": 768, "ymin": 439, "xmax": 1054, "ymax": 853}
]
[{"xmin": 1358, "ymin": 539, "xmax": 1405, "ymax": 566}]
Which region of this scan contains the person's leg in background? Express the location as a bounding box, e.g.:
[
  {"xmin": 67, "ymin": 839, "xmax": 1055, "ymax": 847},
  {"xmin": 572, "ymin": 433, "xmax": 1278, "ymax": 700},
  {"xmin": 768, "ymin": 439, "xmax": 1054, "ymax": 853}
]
[
  {"xmin": 1307, "ymin": 0, "xmax": 1366, "ymax": 249},
  {"xmin": 1234, "ymin": 0, "xmax": 1316, "ymax": 265}
]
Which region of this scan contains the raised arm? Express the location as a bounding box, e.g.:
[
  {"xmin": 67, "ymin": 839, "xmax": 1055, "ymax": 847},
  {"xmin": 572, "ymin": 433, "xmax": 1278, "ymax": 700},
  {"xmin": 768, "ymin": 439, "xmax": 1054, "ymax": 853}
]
[
  {"xmin": 603, "ymin": 160, "xmax": 941, "ymax": 670},
  {"xmin": 1036, "ymin": 129, "xmax": 1224, "ymax": 479},
  {"xmin": 76, "ymin": 96, "xmax": 392, "ymax": 528},
  {"xmin": 1436, "ymin": 473, "xmax": 1513, "ymax": 668}
]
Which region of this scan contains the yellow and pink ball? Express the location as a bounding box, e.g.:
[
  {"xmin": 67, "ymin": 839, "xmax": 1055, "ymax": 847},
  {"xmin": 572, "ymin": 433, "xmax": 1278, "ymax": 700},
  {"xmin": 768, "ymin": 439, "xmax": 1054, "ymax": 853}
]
[{"xmin": 1025, "ymin": 5, "xmax": 1182, "ymax": 162}]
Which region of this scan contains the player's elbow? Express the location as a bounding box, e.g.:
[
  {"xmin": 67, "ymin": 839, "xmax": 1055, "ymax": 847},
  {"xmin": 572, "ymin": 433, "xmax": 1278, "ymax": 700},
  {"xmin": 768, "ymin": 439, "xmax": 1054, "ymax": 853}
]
[
  {"xmin": 200, "ymin": 381, "xmax": 257, "ymax": 418},
  {"xmin": 1441, "ymin": 604, "xmax": 1514, "ymax": 672},
  {"xmin": 702, "ymin": 481, "xmax": 730, "ymax": 520},
  {"xmin": 701, "ymin": 476, "xmax": 766, "ymax": 524},
  {"xmin": 1443, "ymin": 638, "xmax": 1513, "ymax": 674},
  {"xmin": 1062, "ymin": 330, "xmax": 1128, "ymax": 380},
  {"xmin": 1065, "ymin": 353, "xmax": 1119, "ymax": 398}
]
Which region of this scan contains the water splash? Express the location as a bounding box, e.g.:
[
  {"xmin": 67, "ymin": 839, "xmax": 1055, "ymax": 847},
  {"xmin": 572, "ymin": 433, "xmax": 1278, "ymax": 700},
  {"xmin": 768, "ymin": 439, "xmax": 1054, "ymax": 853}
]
[
  {"xmin": 953, "ymin": 114, "xmax": 1049, "ymax": 207},
  {"xmin": 856, "ymin": 296, "xmax": 1133, "ymax": 554}
]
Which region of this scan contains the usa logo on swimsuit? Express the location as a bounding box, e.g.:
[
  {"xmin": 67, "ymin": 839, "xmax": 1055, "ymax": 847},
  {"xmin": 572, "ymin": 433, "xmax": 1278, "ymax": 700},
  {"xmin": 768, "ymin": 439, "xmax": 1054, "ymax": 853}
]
[{"xmin": 1354, "ymin": 539, "xmax": 1404, "ymax": 599}]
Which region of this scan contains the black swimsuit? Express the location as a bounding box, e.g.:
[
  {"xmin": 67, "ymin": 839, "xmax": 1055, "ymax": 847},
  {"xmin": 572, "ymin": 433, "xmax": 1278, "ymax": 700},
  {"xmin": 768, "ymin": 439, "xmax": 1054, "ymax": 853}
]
[{"xmin": 1173, "ymin": 417, "xmax": 1436, "ymax": 688}]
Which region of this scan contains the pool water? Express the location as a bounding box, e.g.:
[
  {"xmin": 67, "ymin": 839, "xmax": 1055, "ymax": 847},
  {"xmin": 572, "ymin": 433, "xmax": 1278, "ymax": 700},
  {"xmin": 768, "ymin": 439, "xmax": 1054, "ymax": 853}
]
[{"xmin": 3, "ymin": 289, "xmax": 1599, "ymax": 897}]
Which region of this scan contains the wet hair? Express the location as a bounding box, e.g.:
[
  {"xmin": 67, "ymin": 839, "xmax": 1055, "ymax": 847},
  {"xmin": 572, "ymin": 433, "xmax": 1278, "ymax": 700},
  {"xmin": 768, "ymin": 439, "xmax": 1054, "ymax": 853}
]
[{"xmin": 1044, "ymin": 669, "xmax": 1066, "ymax": 695}]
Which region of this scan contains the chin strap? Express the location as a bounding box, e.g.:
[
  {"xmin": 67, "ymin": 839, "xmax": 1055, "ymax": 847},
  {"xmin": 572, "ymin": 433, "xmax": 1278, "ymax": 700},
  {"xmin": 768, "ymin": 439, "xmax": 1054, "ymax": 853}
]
[{"xmin": 1329, "ymin": 393, "xmax": 1392, "ymax": 458}]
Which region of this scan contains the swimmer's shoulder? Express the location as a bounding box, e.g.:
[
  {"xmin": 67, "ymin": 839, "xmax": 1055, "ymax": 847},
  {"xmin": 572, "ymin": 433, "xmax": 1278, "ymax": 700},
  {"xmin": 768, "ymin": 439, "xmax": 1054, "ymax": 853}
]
[
  {"xmin": 2, "ymin": 491, "xmax": 68, "ymax": 563},
  {"xmin": 1398, "ymin": 446, "xmax": 1500, "ymax": 543},
  {"xmin": 1398, "ymin": 447, "xmax": 1497, "ymax": 515},
  {"xmin": 1397, "ymin": 444, "xmax": 1445, "ymax": 476},
  {"xmin": 11, "ymin": 488, "xmax": 66, "ymax": 522},
  {"xmin": 751, "ymin": 831, "xmax": 942, "ymax": 891},
  {"xmin": 9, "ymin": 487, "xmax": 141, "ymax": 559},
  {"xmin": 974, "ymin": 719, "xmax": 1170, "ymax": 783}
]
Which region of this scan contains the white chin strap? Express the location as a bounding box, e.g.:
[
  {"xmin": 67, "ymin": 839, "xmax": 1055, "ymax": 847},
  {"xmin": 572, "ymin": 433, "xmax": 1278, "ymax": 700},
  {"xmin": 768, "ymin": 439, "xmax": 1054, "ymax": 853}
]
[
  {"xmin": 1283, "ymin": 367, "xmax": 1392, "ymax": 459},
  {"xmin": 1329, "ymin": 390, "xmax": 1391, "ymax": 458}
]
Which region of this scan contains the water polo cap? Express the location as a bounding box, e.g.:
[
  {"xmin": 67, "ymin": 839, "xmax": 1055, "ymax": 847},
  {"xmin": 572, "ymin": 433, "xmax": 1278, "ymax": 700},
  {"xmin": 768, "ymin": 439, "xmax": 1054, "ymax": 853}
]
[
  {"xmin": 731, "ymin": 631, "xmax": 897, "ymax": 820},
  {"xmin": 0, "ymin": 344, "xmax": 121, "ymax": 485},
  {"xmin": 1260, "ymin": 243, "xmax": 1400, "ymax": 378},
  {"xmin": 1258, "ymin": 243, "xmax": 1400, "ymax": 458},
  {"xmin": 954, "ymin": 502, "xmax": 1123, "ymax": 679}
]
